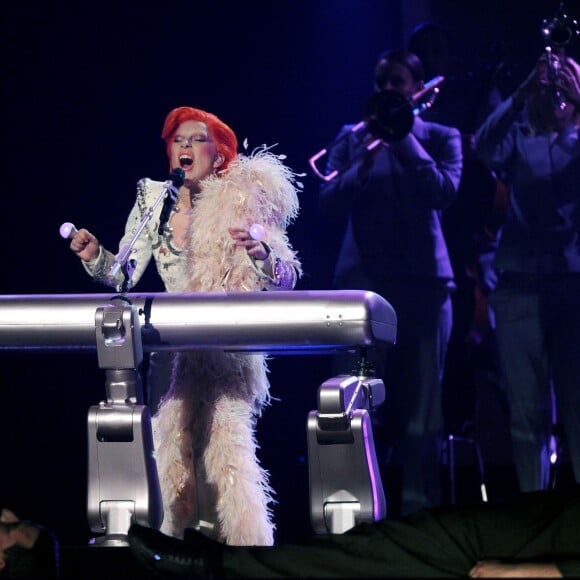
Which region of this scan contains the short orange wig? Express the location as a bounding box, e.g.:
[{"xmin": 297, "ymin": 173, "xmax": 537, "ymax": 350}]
[{"xmin": 161, "ymin": 106, "xmax": 238, "ymax": 171}]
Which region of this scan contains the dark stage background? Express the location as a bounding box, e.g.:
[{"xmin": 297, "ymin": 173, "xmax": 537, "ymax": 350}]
[{"xmin": 0, "ymin": 0, "xmax": 576, "ymax": 549}]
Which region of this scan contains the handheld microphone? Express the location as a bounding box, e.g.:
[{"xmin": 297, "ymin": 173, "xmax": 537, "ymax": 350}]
[
  {"xmin": 158, "ymin": 168, "xmax": 186, "ymax": 235},
  {"xmin": 59, "ymin": 222, "xmax": 78, "ymax": 239}
]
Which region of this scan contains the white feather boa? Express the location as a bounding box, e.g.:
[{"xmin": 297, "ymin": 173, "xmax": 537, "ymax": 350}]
[
  {"xmin": 152, "ymin": 148, "xmax": 302, "ymax": 545},
  {"xmin": 177, "ymin": 146, "xmax": 302, "ymax": 293}
]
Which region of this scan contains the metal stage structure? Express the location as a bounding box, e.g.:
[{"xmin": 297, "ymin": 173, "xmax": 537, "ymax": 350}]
[{"xmin": 0, "ymin": 290, "xmax": 396, "ymax": 544}]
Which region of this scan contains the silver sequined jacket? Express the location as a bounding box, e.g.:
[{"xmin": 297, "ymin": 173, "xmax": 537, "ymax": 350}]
[{"xmin": 83, "ymin": 176, "xmax": 300, "ymax": 293}]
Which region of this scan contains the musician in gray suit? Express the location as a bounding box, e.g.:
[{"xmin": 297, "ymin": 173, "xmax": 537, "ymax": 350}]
[
  {"xmin": 318, "ymin": 49, "xmax": 463, "ymax": 517},
  {"xmin": 475, "ymin": 53, "xmax": 580, "ymax": 494}
]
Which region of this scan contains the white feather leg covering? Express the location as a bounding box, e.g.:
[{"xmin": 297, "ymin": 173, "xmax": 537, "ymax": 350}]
[
  {"xmin": 152, "ymin": 396, "xmax": 196, "ymax": 538},
  {"xmin": 153, "ymin": 350, "xmax": 274, "ymax": 544},
  {"xmin": 152, "ymin": 149, "xmax": 301, "ymax": 545},
  {"xmin": 204, "ymin": 394, "xmax": 274, "ymax": 546}
]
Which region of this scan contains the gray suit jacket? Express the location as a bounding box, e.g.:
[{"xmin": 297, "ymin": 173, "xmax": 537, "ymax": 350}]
[
  {"xmin": 319, "ymin": 116, "xmax": 463, "ymax": 289},
  {"xmin": 475, "ymin": 96, "xmax": 580, "ymax": 276}
]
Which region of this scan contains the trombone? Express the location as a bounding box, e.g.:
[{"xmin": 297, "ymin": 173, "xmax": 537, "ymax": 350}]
[{"xmin": 309, "ymin": 75, "xmax": 445, "ymax": 182}]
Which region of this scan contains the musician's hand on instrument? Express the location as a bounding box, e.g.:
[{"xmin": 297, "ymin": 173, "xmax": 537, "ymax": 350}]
[
  {"xmin": 559, "ymin": 58, "xmax": 580, "ymax": 107},
  {"xmin": 70, "ymin": 228, "xmax": 100, "ymax": 262},
  {"xmin": 229, "ymin": 227, "xmax": 269, "ymax": 260},
  {"xmin": 358, "ymin": 143, "xmax": 381, "ymax": 181}
]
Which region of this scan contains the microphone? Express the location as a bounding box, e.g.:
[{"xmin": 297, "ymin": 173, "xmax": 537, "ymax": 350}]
[
  {"xmin": 158, "ymin": 168, "xmax": 186, "ymax": 235},
  {"xmin": 59, "ymin": 222, "xmax": 78, "ymax": 239}
]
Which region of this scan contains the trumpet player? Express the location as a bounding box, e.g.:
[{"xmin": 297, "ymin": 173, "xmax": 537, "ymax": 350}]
[
  {"xmin": 474, "ymin": 52, "xmax": 580, "ymax": 494},
  {"xmin": 318, "ymin": 49, "xmax": 463, "ymax": 518}
]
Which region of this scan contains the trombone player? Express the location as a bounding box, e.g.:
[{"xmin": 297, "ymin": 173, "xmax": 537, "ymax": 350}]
[{"xmin": 316, "ymin": 49, "xmax": 463, "ymax": 518}]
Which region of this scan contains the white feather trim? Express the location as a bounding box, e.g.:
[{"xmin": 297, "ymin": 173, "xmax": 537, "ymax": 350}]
[
  {"xmin": 175, "ymin": 147, "xmax": 302, "ymax": 293},
  {"xmin": 153, "ymin": 147, "xmax": 303, "ymax": 543},
  {"xmin": 204, "ymin": 395, "xmax": 275, "ymax": 546}
]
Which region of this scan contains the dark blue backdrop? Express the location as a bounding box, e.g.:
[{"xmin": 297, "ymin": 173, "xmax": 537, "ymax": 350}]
[{"xmin": 0, "ymin": 0, "xmax": 573, "ymax": 546}]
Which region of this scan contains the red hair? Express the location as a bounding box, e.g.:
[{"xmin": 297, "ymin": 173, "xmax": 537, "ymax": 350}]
[{"xmin": 161, "ymin": 106, "xmax": 238, "ymax": 171}]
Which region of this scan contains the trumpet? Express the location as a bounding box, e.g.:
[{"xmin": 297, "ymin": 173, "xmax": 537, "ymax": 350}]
[
  {"xmin": 540, "ymin": 1, "xmax": 579, "ymax": 110},
  {"xmin": 309, "ymin": 75, "xmax": 444, "ymax": 182}
]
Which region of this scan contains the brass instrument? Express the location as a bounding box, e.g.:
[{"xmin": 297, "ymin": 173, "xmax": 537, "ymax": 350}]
[
  {"xmin": 309, "ymin": 75, "xmax": 444, "ymax": 182},
  {"xmin": 540, "ymin": 1, "xmax": 579, "ymax": 110}
]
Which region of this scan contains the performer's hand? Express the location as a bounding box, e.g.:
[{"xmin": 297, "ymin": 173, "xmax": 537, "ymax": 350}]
[
  {"xmin": 558, "ymin": 57, "xmax": 580, "ymax": 108},
  {"xmin": 228, "ymin": 227, "xmax": 269, "ymax": 260},
  {"xmin": 357, "ymin": 142, "xmax": 382, "ymax": 182},
  {"xmin": 70, "ymin": 228, "xmax": 100, "ymax": 262},
  {"xmin": 469, "ymin": 560, "xmax": 562, "ymax": 578},
  {"xmin": 0, "ymin": 508, "xmax": 59, "ymax": 577}
]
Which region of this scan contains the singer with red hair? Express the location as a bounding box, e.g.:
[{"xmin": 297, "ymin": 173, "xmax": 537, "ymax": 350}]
[{"xmin": 68, "ymin": 105, "xmax": 302, "ymax": 545}]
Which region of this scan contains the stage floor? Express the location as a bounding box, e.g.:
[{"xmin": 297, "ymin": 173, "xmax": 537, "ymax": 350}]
[{"xmin": 55, "ymin": 461, "xmax": 575, "ymax": 578}]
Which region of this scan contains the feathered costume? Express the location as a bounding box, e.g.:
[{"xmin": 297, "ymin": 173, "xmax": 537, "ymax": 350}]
[
  {"xmin": 152, "ymin": 148, "xmax": 302, "ymax": 545},
  {"xmin": 82, "ymin": 146, "xmax": 302, "ymax": 546}
]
